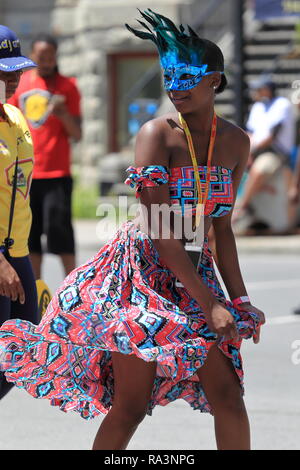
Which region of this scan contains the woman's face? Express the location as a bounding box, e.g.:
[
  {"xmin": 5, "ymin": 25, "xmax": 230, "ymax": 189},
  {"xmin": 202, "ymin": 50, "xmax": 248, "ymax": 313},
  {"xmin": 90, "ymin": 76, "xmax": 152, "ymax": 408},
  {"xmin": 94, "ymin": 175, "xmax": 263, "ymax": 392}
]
[
  {"xmin": 166, "ymin": 70, "xmax": 222, "ymax": 114},
  {"xmin": 0, "ymin": 69, "xmax": 23, "ymax": 100}
]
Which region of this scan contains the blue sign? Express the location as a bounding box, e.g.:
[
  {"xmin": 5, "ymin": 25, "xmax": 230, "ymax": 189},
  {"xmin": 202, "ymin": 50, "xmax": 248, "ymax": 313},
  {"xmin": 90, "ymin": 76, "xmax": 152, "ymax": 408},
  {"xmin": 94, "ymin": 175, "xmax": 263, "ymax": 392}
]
[
  {"xmin": 255, "ymin": 0, "xmax": 300, "ymax": 19},
  {"xmin": 128, "ymin": 99, "xmax": 159, "ymax": 136}
]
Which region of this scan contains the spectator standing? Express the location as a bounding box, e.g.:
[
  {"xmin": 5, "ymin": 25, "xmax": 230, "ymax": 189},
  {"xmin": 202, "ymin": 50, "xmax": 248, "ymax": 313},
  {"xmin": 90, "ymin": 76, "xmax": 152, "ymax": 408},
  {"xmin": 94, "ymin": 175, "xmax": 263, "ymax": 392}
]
[
  {"xmin": 9, "ymin": 34, "xmax": 82, "ymax": 278},
  {"xmin": 0, "ymin": 25, "xmax": 38, "ymax": 399}
]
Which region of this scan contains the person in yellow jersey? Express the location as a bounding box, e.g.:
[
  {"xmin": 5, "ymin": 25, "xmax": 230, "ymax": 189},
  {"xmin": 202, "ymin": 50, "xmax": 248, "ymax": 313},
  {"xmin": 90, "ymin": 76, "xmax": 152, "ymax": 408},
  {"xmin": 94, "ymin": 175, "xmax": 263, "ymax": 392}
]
[{"xmin": 0, "ymin": 25, "xmax": 38, "ymax": 399}]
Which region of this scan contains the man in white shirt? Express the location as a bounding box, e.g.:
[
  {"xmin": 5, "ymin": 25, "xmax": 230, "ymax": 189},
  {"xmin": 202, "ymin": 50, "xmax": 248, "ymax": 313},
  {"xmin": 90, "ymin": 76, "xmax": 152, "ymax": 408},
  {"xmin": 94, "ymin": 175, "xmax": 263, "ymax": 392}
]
[{"xmin": 234, "ymin": 78, "xmax": 295, "ymax": 226}]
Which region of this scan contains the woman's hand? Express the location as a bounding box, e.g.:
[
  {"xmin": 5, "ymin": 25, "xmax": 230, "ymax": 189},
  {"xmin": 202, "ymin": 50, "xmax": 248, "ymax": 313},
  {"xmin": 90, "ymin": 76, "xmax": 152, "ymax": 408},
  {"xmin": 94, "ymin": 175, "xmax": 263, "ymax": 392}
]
[
  {"xmin": 206, "ymin": 302, "xmax": 239, "ymax": 341},
  {"xmin": 237, "ymin": 303, "xmax": 266, "ymax": 344},
  {"xmin": 0, "ymin": 254, "xmax": 25, "ymax": 304}
]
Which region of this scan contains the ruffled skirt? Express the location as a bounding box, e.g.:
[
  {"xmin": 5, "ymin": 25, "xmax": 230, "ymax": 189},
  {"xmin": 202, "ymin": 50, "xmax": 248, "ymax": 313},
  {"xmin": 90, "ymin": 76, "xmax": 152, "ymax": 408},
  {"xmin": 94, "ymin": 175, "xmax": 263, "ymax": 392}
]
[{"xmin": 0, "ymin": 221, "xmax": 260, "ymax": 420}]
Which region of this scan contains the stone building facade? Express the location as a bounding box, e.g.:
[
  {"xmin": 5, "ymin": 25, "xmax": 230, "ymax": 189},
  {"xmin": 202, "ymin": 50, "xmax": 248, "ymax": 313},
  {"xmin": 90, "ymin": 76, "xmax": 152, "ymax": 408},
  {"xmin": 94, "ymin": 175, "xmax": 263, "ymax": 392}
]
[
  {"xmin": 51, "ymin": 0, "xmax": 210, "ymax": 185},
  {"xmin": 0, "ymin": 0, "xmax": 233, "ymax": 186}
]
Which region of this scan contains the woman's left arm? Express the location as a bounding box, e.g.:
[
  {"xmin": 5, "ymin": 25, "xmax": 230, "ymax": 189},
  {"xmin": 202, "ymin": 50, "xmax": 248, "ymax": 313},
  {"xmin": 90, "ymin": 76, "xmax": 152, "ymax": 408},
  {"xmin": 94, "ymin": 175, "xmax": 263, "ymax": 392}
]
[{"xmin": 212, "ymin": 128, "xmax": 265, "ymax": 342}]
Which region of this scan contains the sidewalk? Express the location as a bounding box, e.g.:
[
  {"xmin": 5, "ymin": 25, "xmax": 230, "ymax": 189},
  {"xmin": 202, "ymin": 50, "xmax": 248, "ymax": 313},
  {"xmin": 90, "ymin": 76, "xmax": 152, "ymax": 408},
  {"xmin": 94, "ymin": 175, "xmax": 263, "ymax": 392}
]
[{"xmin": 74, "ymin": 219, "xmax": 300, "ymax": 254}]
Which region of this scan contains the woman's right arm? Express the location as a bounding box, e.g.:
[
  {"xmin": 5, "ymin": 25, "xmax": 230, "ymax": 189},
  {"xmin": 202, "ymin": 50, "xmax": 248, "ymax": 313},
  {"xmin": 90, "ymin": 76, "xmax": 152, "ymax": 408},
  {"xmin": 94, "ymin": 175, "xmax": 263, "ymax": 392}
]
[{"xmin": 134, "ymin": 120, "xmax": 239, "ymax": 340}]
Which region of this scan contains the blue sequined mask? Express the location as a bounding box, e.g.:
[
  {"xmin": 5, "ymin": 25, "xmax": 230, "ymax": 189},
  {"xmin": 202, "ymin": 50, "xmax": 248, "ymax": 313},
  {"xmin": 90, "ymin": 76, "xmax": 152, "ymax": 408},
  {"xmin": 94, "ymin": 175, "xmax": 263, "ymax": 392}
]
[
  {"xmin": 125, "ymin": 9, "xmax": 225, "ymax": 92},
  {"xmin": 163, "ymin": 63, "xmax": 217, "ymax": 91}
]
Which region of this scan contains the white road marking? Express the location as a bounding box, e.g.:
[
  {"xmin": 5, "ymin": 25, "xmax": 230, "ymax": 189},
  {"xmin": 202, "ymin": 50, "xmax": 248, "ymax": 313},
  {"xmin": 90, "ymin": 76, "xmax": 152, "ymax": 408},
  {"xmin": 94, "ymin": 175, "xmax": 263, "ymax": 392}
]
[
  {"xmin": 247, "ymin": 279, "xmax": 300, "ymax": 290},
  {"xmin": 266, "ymin": 315, "xmax": 300, "ymax": 326}
]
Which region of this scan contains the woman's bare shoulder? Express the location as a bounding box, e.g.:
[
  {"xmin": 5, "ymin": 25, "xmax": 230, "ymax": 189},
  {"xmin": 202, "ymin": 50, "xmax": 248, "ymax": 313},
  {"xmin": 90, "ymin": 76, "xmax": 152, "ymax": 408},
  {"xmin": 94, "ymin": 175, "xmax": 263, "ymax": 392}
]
[
  {"xmin": 219, "ymin": 117, "xmax": 249, "ymax": 146},
  {"xmin": 217, "ymin": 117, "xmax": 250, "ymax": 169},
  {"xmin": 137, "ymin": 113, "xmax": 178, "ymax": 137},
  {"xmin": 220, "ymin": 117, "xmax": 249, "ymax": 155},
  {"xmin": 135, "ymin": 114, "xmax": 178, "ymax": 167}
]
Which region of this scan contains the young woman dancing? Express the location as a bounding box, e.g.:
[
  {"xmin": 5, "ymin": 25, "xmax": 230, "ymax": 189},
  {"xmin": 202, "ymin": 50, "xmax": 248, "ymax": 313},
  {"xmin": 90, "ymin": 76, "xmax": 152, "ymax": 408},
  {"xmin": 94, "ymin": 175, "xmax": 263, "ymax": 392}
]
[{"xmin": 0, "ymin": 10, "xmax": 265, "ymax": 450}]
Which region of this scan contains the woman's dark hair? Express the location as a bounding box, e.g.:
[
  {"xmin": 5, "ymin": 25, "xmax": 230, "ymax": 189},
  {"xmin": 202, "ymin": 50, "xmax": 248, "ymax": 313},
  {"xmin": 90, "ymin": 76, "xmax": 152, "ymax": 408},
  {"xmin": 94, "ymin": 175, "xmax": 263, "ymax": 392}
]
[
  {"xmin": 215, "ymin": 74, "xmax": 227, "ymax": 94},
  {"xmin": 31, "ymin": 33, "xmax": 58, "ymax": 51}
]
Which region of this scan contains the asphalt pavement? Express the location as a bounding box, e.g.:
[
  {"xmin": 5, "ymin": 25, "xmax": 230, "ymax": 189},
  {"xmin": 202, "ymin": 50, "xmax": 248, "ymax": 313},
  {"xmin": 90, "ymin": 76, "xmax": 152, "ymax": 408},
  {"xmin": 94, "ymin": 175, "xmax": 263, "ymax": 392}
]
[{"xmin": 0, "ymin": 219, "xmax": 299, "ymax": 450}]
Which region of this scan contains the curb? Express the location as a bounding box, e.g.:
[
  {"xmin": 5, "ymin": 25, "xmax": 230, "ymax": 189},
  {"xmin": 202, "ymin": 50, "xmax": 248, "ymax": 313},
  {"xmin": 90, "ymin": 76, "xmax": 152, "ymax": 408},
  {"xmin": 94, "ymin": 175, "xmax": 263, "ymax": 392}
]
[
  {"xmin": 236, "ymin": 235, "xmax": 300, "ymax": 254},
  {"xmin": 74, "ymin": 220, "xmax": 300, "ymax": 254}
]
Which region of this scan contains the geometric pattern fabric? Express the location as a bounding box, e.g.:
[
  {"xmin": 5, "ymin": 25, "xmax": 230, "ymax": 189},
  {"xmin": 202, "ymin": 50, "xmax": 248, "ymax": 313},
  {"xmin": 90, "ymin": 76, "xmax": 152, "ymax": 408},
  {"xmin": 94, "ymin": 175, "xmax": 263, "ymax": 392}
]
[{"xmin": 0, "ymin": 220, "xmax": 260, "ymax": 420}]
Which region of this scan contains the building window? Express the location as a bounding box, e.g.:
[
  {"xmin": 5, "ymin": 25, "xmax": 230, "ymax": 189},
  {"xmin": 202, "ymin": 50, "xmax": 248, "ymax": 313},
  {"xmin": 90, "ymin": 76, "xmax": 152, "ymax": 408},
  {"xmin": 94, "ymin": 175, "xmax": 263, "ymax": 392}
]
[{"xmin": 108, "ymin": 52, "xmax": 162, "ymax": 152}]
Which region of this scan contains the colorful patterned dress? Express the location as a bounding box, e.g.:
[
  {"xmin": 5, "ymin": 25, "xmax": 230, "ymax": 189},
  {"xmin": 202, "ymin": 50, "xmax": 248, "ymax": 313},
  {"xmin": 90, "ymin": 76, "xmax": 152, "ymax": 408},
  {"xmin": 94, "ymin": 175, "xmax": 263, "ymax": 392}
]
[{"xmin": 0, "ymin": 165, "xmax": 260, "ymax": 420}]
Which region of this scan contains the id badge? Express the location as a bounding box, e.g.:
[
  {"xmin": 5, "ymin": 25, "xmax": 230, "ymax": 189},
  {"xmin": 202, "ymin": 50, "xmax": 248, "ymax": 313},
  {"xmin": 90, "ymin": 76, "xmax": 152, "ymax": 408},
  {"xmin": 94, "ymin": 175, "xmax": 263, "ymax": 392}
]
[{"xmin": 175, "ymin": 244, "xmax": 203, "ymax": 288}]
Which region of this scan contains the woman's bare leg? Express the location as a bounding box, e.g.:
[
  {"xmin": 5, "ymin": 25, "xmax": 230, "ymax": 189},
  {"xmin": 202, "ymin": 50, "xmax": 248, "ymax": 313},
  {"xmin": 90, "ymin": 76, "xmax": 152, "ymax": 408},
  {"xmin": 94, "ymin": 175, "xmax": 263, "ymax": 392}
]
[
  {"xmin": 92, "ymin": 352, "xmax": 156, "ymax": 450},
  {"xmin": 197, "ymin": 343, "xmax": 250, "ymax": 450}
]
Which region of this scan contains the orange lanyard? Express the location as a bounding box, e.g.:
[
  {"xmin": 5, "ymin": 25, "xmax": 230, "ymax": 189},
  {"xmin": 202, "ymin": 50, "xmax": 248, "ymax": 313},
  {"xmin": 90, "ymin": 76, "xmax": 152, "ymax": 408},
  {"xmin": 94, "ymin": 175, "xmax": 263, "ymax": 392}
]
[{"xmin": 178, "ymin": 111, "xmax": 217, "ymax": 228}]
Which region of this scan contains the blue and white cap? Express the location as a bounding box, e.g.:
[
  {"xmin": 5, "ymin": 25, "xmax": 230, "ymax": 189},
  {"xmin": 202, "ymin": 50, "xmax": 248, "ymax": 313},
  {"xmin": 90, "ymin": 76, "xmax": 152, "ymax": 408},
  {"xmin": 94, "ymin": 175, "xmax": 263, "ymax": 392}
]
[{"xmin": 0, "ymin": 25, "xmax": 36, "ymax": 71}]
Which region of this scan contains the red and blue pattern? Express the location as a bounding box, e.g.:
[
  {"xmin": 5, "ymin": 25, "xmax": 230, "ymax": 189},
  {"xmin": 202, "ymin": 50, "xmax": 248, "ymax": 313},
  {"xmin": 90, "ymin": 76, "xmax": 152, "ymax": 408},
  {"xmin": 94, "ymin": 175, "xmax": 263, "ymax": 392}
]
[
  {"xmin": 169, "ymin": 165, "xmax": 233, "ymax": 217},
  {"xmin": 125, "ymin": 165, "xmax": 234, "ymax": 217},
  {"xmin": 125, "ymin": 166, "xmax": 170, "ymax": 195},
  {"xmin": 0, "ymin": 166, "xmax": 258, "ymax": 420}
]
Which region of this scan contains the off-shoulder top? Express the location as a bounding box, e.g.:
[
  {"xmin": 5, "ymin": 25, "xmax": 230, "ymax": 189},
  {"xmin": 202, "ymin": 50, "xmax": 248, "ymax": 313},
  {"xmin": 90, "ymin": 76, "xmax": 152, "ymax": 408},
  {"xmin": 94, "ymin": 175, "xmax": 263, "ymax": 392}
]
[{"xmin": 125, "ymin": 164, "xmax": 234, "ymax": 218}]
